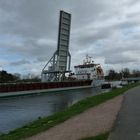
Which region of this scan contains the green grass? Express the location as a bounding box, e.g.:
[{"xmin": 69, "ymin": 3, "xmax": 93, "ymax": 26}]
[
  {"xmin": 0, "ymin": 83, "xmax": 139, "ymax": 140},
  {"xmin": 80, "ymin": 132, "xmax": 109, "ymax": 140}
]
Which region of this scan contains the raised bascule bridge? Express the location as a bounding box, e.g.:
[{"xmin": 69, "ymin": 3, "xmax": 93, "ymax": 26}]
[{"xmin": 41, "ymin": 11, "xmax": 71, "ymax": 82}]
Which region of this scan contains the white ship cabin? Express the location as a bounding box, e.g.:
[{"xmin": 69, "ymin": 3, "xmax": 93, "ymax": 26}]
[{"xmin": 74, "ymin": 56, "xmax": 104, "ymax": 80}]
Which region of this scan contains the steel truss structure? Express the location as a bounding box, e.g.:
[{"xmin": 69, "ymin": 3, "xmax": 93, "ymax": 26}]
[{"xmin": 41, "ymin": 11, "xmax": 71, "ymax": 82}]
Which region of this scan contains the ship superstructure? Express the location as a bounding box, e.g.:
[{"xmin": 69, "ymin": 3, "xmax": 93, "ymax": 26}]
[{"xmin": 74, "ymin": 55, "xmax": 104, "ymax": 80}]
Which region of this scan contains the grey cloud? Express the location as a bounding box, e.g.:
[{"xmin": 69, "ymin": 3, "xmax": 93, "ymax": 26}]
[
  {"xmin": 126, "ymin": 11, "xmax": 140, "ymax": 18},
  {"xmin": 75, "ymin": 27, "xmax": 114, "ymax": 46},
  {"xmin": 0, "ymin": 0, "xmax": 58, "ymax": 39},
  {"xmin": 10, "ymin": 59, "xmax": 30, "ymax": 66},
  {"xmin": 0, "ymin": 0, "xmax": 140, "ymax": 74},
  {"xmin": 76, "ymin": 16, "xmax": 140, "ymax": 46},
  {"xmin": 123, "ymin": 0, "xmax": 140, "ymax": 6},
  {"xmin": 36, "ymin": 56, "xmax": 48, "ymax": 62},
  {"xmin": 105, "ymin": 53, "xmax": 138, "ymax": 64},
  {"xmin": 0, "ymin": 0, "xmax": 124, "ymax": 38},
  {"xmin": 5, "ymin": 38, "xmax": 56, "ymax": 59}
]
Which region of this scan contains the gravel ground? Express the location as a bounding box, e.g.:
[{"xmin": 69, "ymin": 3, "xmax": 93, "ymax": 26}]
[{"xmin": 27, "ymin": 95, "xmax": 123, "ymax": 140}]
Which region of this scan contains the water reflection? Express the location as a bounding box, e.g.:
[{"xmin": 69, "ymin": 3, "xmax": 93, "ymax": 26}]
[{"xmin": 0, "ymin": 87, "xmax": 107, "ymax": 134}]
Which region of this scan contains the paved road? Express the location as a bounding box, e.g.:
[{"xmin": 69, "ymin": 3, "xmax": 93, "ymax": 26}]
[{"xmin": 109, "ymin": 85, "xmax": 140, "ymax": 140}]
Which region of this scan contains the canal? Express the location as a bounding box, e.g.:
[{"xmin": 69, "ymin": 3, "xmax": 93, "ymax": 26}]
[{"xmin": 0, "ymin": 87, "xmax": 108, "ymax": 134}]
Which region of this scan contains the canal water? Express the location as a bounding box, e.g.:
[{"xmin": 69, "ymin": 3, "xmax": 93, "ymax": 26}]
[{"xmin": 0, "ymin": 87, "xmax": 108, "ymax": 134}]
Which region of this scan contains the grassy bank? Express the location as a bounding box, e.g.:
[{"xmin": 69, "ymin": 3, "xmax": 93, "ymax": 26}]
[
  {"xmin": 80, "ymin": 132, "xmax": 109, "ymax": 140},
  {"xmin": 0, "ymin": 83, "xmax": 139, "ymax": 140}
]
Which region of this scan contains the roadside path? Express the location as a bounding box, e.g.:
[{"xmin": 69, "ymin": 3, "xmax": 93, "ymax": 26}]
[
  {"xmin": 109, "ymin": 86, "xmax": 140, "ymax": 140},
  {"xmin": 27, "ymin": 95, "xmax": 123, "ymax": 140}
]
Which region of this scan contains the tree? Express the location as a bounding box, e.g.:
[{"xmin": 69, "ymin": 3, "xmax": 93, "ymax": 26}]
[
  {"xmin": 132, "ymin": 70, "xmax": 140, "ymax": 77},
  {"xmin": 0, "ymin": 70, "xmax": 20, "ymax": 83},
  {"xmin": 121, "ymin": 68, "xmax": 130, "ymax": 78},
  {"xmin": 105, "ymin": 69, "xmax": 121, "ymax": 81}
]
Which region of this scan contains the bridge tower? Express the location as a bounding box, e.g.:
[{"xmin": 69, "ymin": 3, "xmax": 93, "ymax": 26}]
[{"xmin": 41, "ymin": 11, "xmax": 71, "ymax": 82}]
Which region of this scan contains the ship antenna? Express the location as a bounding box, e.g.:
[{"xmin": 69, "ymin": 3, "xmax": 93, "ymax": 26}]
[
  {"xmin": 89, "ymin": 56, "xmax": 92, "ymax": 63},
  {"xmin": 86, "ymin": 54, "xmax": 88, "ymax": 62}
]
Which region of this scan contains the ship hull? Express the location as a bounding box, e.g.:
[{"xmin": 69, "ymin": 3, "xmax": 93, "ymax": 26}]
[
  {"xmin": 0, "ymin": 80, "xmax": 93, "ymax": 97},
  {"xmin": 92, "ymin": 79, "xmax": 105, "ymax": 87},
  {"xmin": 0, "ymin": 80, "xmax": 104, "ymax": 97},
  {"xmin": 0, "ymin": 85, "xmax": 93, "ymax": 98}
]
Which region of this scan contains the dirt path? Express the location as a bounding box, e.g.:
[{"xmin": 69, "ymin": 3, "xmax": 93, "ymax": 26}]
[{"xmin": 27, "ymin": 95, "xmax": 123, "ymax": 140}]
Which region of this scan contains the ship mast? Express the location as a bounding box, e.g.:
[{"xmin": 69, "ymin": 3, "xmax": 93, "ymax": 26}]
[{"xmin": 84, "ymin": 55, "xmax": 93, "ymax": 65}]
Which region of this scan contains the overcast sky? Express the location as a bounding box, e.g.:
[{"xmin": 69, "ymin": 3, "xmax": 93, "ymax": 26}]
[{"xmin": 0, "ymin": 0, "xmax": 140, "ymax": 76}]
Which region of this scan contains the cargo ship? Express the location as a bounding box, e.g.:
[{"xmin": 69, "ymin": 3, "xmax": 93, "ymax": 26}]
[{"xmin": 0, "ymin": 55, "xmax": 104, "ymax": 97}]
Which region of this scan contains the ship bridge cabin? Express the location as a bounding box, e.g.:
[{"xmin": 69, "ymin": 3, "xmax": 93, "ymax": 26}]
[{"xmin": 74, "ymin": 56, "xmax": 104, "ymax": 80}]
